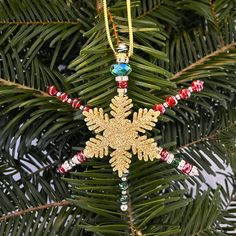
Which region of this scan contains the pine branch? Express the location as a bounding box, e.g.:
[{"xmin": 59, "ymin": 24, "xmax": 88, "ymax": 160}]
[
  {"xmin": 190, "ymin": 229, "xmax": 212, "ymax": 236},
  {"xmin": 0, "ymin": 77, "xmax": 48, "ymax": 96},
  {"xmin": 208, "ymin": 0, "xmax": 224, "ymax": 46},
  {"xmin": 136, "ymin": 2, "xmax": 163, "ymax": 19},
  {"xmin": 0, "ymin": 201, "xmax": 71, "ymax": 222},
  {"xmin": 108, "ymin": 10, "xmax": 120, "ymax": 46},
  {"xmin": 0, "ymin": 20, "xmax": 80, "ymax": 25},
  {"xmin": 177, "ymin": 123, "xmax": 236, "ymax": 151},
  {"xmin": 170, "ymin": 41, "xmax": 236, "ymax": 81},
  {"xmin": 96, "ymin": 0, "xmax": 103, "ymax": 12},
  {"xmin": 127, "ymin": 189, "xmax": 136, "ymax": 236},
  {"xmin": 26, "ymin": 161, "xmax": 58, "ymax": 179},
  {"xmin": 127, "ymin": 190, "xmax": 144, "ymax": 236},
  {"xmin": 224, "ymin": 193, "xmax": 236, "ymax": 211}
]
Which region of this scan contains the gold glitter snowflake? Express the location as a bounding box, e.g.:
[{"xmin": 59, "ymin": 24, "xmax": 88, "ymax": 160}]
[{"xmin": 83, "ymin": 95, "xmax": 161, "ymax": 177}]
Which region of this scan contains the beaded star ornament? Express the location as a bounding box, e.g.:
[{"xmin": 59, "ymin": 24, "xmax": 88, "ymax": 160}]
[{"xmin": 48, "ymin": 0, "xmax": 204, "ymax": 211}]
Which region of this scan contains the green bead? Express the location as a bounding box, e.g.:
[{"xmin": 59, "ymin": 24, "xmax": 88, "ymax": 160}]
[
  {"xmin": 172, "ymin": 159, "xmax": 180, "ymax": 167},
  {"xmin": 110, "ymin": 63, "xmax": 132, "ymax": 76},
  {"xmin": 120, "ymin": 195, "xmax": 128, "ymax": 204},
  {"xmin": 119, "ymin": 182, "xmax": 128, "ymax": 190}
]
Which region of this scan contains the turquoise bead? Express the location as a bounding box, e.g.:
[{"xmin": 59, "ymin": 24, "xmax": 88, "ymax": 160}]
[{"xmin": 110, "ymin": 63, "xmax": 132, "ymax": 76}]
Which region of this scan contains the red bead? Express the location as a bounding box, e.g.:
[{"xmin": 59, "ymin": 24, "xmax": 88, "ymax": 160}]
[
  {"xmin": 117, "ymin": 81, "xmax": 128, "ymax": 88},
  {"xmin": 191, "ymin": 80, "xmax": 204, "ymax": 92},
  {"xmin": 83, "ymin": 106, "xmax": 90, "ymax": 112},
  {"xmin": 181, "ymin": 163, "xmax": 193, "ymax": 174},
  {"xmin": 160, "ymin": 149, "xmax": 169, "ymax": 161},
  {"xmin": 153, "ymin": 104, "xmax": 166, "ymax": 114},
  {"xmin": 57, "ymin": 165, "xmax": 66, "ymax": 174},
  {"xmin": 72, "ymin": 99, "xmax": 81, "ymax": 108},
  {"xmin": 166, "ymin": 96, "xmax": 178, "ymax": 107},
  {"xmin": 179, "ymin": 88, "xmax": 191, "ymax": 100},
  {"xmin": 59, "ymin": 92, "xmax": 69, "ymax": 102},
  {"xmin": 48, "ymin": 85, "xmax": 58, "ymax": 96},
  {"xmin": 76, "ymin": 151, "xmax": 87, "ymax": 163}
]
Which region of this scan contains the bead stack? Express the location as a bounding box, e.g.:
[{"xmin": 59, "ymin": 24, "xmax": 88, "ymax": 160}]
[
  {"xmin": 159, "ymin": 148, "xmax": 198, "ymax": 176},
  {"xmin": 48, "ymin": 85, "xmax": 90, "ymax": 112},
  {"xmin": 153, "ymin": 80, "xmax": 204, "ymax": 114},
  {"xmin": 110, "ymin": 43, "xmax": 132, "ymax": 95},
  {"xmin": 57, "ymin": 151, "xmax": 87, "ymax": 174},
  {"xmin": 119, "ymin": 171, "xmax": 129, "ymax": 212}
]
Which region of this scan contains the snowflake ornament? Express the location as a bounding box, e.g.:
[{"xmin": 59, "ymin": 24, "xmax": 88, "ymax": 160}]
[
  {"xmin": 83, "ymin": 95, "xmax": 161, "ymax": 177},
  {"xmin": 49, "ymin": 40, "xmax": 203, "ymax": 179}
]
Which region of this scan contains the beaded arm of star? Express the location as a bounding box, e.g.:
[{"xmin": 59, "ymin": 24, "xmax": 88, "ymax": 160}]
[{"xmin": 47, "ymin": 0, "xmax": 204, "ymax": 212}]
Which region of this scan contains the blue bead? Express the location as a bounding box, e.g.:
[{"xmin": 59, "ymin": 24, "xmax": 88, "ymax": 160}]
[{"xmin": 110, "ymin": 63, "xmax": 132, "ymax": 76}]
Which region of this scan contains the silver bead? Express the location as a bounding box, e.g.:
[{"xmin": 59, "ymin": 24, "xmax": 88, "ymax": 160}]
[
  {"xmin": 121, "ymin": 177, "xmax": 127, "ymax": 181},
  {"xmin": 120, "ymin": 204, "xmax": 128, "ymax": 211},
  {"xmin": 117, "ymin": 43, "xmax": 128, "ymax": 53}
]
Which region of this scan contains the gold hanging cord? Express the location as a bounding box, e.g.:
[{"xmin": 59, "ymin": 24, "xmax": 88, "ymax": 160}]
[{"xmin": 103, "ymin": 0, "xmax": 134, "ymax": 58}]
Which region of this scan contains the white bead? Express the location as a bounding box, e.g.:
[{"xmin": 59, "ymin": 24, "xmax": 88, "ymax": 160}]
[
  {"xmin": 120, "ymin": 204, "xmax": 128, "ymax": 211},
  {"xmin": 80, "ymin": 105, "xmax": 84, "ymax": 110},
  {"xmin": 167, "ymin": 154, "xmax": 174, "ymax": 164},
  {"xmin": 116, "ymin": 58, "xmax": 129, "ymax": 63},
  {"xmin": 177, "ymin": 160, "xmax": 186, "ymax": 170},
  {"xmin": 117, "ymin": 88, "xmax": 127, "ymax": 94},
  {"xmin": 67, "ymin": 98, "xmax": 72, "ymax": 103},
  {"xmin": 189, "ymin": 166, "xmax": 199, "ymax": 176},
  {"xmin": 63, "ymin": 161, "xmax": 71, "ymax": 170},
  {"xmin": 122, "ymin": 190, "xmax": 127, "ymax": 195},
  {"xmin": 188, "ymin": 87, "xmax": 193, "ymax": 92},
  {"xmin": 115, "ymin": 76, "xmax": 129, "ymax": 82},
  {"xmin": 163, "ymin": 102, "xmax": 168, "ymax": 108},
  {"xmin": 72, "ymin": 155, "xmax": 81, "ymax": 164},
  {"xmin": 158, "ymin": 147, "xmax": 163, "ymax": 154},
  {"xmin": 68, "ymin": 160, "xmax": 76, "ymax": 167},
  {"xmin": 175, "ymin": 94, "xmax": 181, "ymax": 100},
  {"xmin": 56, "ymin": 92, "xmax": 62, "ymax": 97}
]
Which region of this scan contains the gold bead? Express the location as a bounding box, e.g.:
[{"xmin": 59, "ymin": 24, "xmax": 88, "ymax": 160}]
[
  {"xmin": 135, "ymin": 230, "xmax": 142, "ymax": 236},
  {"xmin": 115, "ymin": 53, "xmax": 129, "ymax": 63}
]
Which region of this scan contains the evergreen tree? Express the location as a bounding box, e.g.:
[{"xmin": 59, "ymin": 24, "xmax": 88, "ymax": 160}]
[{"xmin": 0, "ymin": 0, "xmax": 235, "ymax": 235}]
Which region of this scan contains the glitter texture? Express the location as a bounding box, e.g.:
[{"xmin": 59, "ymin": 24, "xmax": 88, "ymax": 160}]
[{"xmin": 83, "ymin": 95, "xmax": 161, "ymax": 177}]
